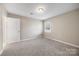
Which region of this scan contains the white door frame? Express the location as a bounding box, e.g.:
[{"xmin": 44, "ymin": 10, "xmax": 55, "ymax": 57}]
[{"xmin": 3, "ymin": 17, "xmax": 20, "ymax": 44}]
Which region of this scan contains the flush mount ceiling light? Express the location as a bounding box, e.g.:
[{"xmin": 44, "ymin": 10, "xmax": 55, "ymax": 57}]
[{"xmin": 36, "ymin": 7, "xmax": 45, "ymax": 13}]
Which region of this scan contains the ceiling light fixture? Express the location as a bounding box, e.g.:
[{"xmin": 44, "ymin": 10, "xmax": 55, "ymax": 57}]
[
  {"xmin": 36, "ymin": 7, "xmax": 45, "ymax": 13},
  {"xmin": 39, "ymin": 8, "xmax": 44, "ymax": 12}
]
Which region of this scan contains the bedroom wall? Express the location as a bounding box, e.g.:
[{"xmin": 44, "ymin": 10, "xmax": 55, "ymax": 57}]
[
  {"xmin": 20, "ymin": 17, "xmax": 42, "ymax": 40},
  {"xmin": 0, "ymin": 5, "xmax": 6, "ymax": 54},
  {"xmin": 43, "ymin": 9, "xmax": 79, "ymax": 47},
  {"xmin": 0, "ymin": 6, "xmax": 3, "ymax": 54}
]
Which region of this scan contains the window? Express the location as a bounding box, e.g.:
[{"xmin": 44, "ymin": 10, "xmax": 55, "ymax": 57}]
[{"xmin": 44, "ymin": 21, "xmax": 51, "ymax": 32}]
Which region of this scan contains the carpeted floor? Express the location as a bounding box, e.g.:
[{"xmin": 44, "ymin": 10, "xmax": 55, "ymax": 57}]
[{"xmin": 1, "ymin": 38, "xmax": 79, "ymax": 56}]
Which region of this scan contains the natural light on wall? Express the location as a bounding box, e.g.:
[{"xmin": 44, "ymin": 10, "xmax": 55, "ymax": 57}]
[{"xmin": 44, "ymin": 21, "xmax": 51, "ymax": 33}]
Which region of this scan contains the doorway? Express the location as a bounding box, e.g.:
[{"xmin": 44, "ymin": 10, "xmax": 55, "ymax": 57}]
[{"xmin": 5, "ymin": 17, "xmax": 20, "ymax": 44}]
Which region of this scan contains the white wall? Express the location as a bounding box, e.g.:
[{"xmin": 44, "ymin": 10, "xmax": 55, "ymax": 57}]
[
  {"xmin": 0, "ymin": 6, "xmax": 3, "ymax": 53},
  {"xmin": 44, "ymin": 9, "xmax": 79, "ymax": 47},
  {"xmin": 21, "ymin": 17, "xmax": 42, "ymax": 40},
  {"xmin": 0, "ymin": 5, "xmax": 7, "ymax": 54}
]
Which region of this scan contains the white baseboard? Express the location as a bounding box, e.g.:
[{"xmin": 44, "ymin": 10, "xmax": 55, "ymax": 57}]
[
  {"xmin": 8, "ymin": 36, "xmax": 41, "ymax": 44},
  {"xmin": 45, "ymin": 38, "xmax": 79, "ymax": 48}
]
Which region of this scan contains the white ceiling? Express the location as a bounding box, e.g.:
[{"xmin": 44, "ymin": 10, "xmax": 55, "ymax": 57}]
[{"xmin": 3, "ymin": 3, "xmax": 79, "ymax": 20}]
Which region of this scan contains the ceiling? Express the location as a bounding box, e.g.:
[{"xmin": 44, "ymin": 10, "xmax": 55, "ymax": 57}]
[{"xmin": 3, "ymin": 3, "xmax": 79, "ymax": 20}]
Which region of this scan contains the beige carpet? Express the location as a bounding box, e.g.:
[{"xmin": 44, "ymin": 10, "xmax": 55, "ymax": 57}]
[{"xmin": 1, "ymin": 38, "xmax": 79, "ymax": 56}]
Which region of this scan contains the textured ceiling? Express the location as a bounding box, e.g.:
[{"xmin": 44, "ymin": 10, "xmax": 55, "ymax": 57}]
[{"xmin": 3, "ymin": 3, "xmax": 79, "ymax": 20}]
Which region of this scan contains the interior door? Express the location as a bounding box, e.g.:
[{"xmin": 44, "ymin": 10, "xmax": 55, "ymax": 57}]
[{"xmin": 6, "ymin": 17, "xmax": 20, "ymax": 43}]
